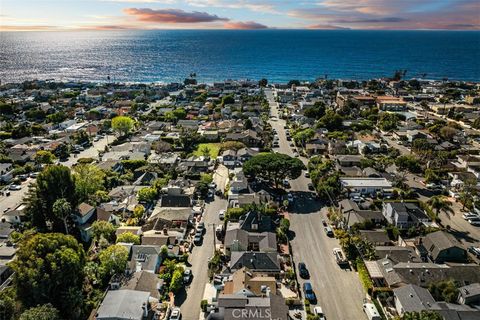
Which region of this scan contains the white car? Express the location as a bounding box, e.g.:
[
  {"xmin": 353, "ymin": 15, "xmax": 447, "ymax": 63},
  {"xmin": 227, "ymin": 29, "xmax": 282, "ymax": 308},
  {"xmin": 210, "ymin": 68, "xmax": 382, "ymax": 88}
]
[
  {"xmin": 8, "ymin": 185, "xmax": 21, "ymax": 191},
  {"xmin": 313, "ymin": 306, "xmax": 326, "ymax": 320},
  {"xmin": 463, "ymin": 212, "xmax": 478, "ymax": 220},
  {"xmin": 218, "ymin": 209, "xmax": 226, "ymax": 220},
  {"xmin": 169, "ymin": 307, "xmax": 181, "ymax": 320},
  {"xmin": 287, "ymin": 193, "xmax": 294, "ymax": 203},
  {"xmin": 468, "ymin": 218, "xmax": 480, "ymax": 226}
]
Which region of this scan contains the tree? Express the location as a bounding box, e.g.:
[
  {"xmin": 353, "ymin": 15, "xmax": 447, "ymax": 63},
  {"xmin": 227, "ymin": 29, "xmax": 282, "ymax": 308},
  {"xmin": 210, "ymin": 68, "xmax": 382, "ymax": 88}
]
[
  {"xmin": 98, "ymin": 245, "xmax": 129, "ymax": 281},
  {"xmin": 172, "ymin": 108, "xmax": 187, "ymax": 120},
  {"xmin": 116, "ymin": 232, "xmax": 140, "ymax": 244},
  {"xmin": 10, "ymin": 233, "xmax": 85, "ymax": 319},
  {"xmin": 111, "ymin": 116, "xmax": 134, "ymax": 137},
  {"xmin": 137, "ymin": 186, "xmax": 157, "ymax": 203},
  {"xmin": 34, "ymin": 150, "xmax": 56, "ymax": 165},
  {"xmin": 201, "ymin": 145, "xmax": 211, "ymax": 158},
  {"xmin": 427, "ymin": 196, "xmax": 453, "ymax": 221},
  {"xmin": 19, "ymin": 304, "xmax": 60, "ymax": 320},
  {"xmin": 244, "ymin": 118, "xmax": 253, "ymax": 130},
  {"xmin": 439, "ymin": 126, "xmax": 457, "ymax": 141},
  {"xmin": 91, "ymin": 221, "xmax": 116, "ymax": 242},
  {"xmin": 304, "ymin": 101, "xmax": 326, "ymax": 119},
  {"xmin": 72, "ymin": 164, "xmax": 106, "ymax": 203},
  {"xmin": 52, "ymin": 198, "xmax": 72, "ymax": 234},
  {"xmin": 397, "ymin": 310, "xmax": 443, "ymax": 320},
  {"xmin": 0, "ymin": 288, "xmax": 15, "ymax": 320},
  {"xmin": 318, "ymin": 110, "xmax": 343, "ymax": 131},
  {"xmin": 53, "ymin": 143, "xmax": 70, "ymax": 160},
  {"xmin": 243, "ymin": 153, "xmax": 304, "ymax": 187},
  {"xmin": 428, "ymin": 279, "xmax": 459, "ymax": 303},
  {"xmin": 258, "ymin": 78, "xmax": 268, "ymax": 87},
  {"xmin": 169, "ymin": 269, "xmax": 183, "ymax": 293},
  {"xmin": 293, "ymin": 128, "xmax": 315, "ymax": 146},
  {"xmin": 395, "ymin": 155, "xmax": 421, "ymax": 173},
  {"xmin": 25, "ymin": 165, "xmax": 77, "ymax": 232}
]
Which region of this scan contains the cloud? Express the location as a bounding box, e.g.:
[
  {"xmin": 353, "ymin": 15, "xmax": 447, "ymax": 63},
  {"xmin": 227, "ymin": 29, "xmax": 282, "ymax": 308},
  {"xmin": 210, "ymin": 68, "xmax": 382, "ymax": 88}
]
[
  {"xmin": 123, "ymin": 8, "xmax": 229, "ymax": 23},
  {"xmin": 334, "ymin": 17, "xmax": 408, "ymax": 23},
  {"xmin": 0, "ymin": 25, "xmax": 62, "ymax": 31},
  {"xmin": 224, "ymin": 21, "xmax": 268, "ymax": 29},
  {"xmin": 186, "ymin": 0, "xmax": 280, "ymax": 14},
  {"xmin": 306, "ymin": 24, "xmax": 350, "ymax": 30}
]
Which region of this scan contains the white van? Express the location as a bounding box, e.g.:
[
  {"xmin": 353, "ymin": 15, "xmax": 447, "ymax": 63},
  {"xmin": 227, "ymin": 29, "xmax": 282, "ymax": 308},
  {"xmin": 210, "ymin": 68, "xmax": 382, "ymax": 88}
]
[{"xmin": 363, "ymin": 303, "xmax": 381, "ymax": 320}]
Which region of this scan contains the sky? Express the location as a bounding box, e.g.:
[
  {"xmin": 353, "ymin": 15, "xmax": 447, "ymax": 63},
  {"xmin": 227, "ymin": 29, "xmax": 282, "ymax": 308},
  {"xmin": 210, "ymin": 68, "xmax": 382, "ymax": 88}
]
[{"xmin": 1, "ymin": 0, "xmax": 479, "ymax": 31}]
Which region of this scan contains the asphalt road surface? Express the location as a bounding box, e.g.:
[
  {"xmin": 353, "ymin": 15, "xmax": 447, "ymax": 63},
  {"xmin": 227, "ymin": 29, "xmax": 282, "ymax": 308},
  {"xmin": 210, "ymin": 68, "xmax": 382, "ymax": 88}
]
[
  {"xmin": 265, "ymin": 88, "xmax": 366, "ymax": 320},
  {"xmin": 179, "ymin": 196, "xmax": 227, "ymax": 320}
]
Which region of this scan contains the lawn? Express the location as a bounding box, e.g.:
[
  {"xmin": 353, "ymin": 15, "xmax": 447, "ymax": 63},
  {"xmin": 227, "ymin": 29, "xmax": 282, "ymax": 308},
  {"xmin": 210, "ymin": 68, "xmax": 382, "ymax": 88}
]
[{"xmin": 193, "ymin": 143, "xmax": 221, "ymax": 158}]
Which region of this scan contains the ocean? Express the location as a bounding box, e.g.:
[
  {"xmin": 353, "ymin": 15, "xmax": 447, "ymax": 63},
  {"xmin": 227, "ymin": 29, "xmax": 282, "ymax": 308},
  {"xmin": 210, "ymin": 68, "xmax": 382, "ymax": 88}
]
[{"xmin": 0, "ymin": 30, "xmax": 479, "ymax": 83}]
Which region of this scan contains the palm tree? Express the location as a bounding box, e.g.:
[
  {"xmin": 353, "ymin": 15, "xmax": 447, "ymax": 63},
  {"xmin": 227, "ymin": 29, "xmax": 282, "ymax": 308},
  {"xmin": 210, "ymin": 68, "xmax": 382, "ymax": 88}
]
[{"xmin": 427, "ymin": 196, "xmax": 453, "ymax": 221}]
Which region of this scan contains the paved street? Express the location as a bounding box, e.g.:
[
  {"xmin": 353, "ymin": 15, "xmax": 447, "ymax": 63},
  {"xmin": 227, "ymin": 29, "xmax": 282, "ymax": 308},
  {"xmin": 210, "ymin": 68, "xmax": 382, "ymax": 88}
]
[
  {"xmin": 180, "ymin": 196, "xmax": 227, "ymax": 320},
  {"xmin": 265, "ymin": 89, "xmax": 366, "ymax": 320},
  {"xmin": 0, "ymin": 135, "xmax": 113, "ymax": 217}
]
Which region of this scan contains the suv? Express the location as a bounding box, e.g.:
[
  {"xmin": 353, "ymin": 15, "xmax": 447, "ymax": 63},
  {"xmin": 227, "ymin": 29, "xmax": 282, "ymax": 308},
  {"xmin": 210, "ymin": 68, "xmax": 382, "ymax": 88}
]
[
  {"xmin": 302, "ymin": 282, "xmax": 316, "ymax": 303},
  {"xmin": 183, "ymin": 269, "xmax": 192, "ymax": 284},
  {"xmin": 218, "ymin": 209, "xmax": 226, "ymax": 220},
  {"xmin": 324, "ymin": 226, "xmax": 334, "ymax": 237},
  {"xmin": 298, "ymin": 262, "xmax": 309, "ymax": 279}
]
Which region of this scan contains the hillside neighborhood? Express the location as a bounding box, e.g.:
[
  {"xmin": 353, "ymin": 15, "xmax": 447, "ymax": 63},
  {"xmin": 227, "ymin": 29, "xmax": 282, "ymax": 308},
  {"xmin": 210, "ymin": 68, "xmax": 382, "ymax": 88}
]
[{"xmin": 1, "ymin": 76, "xmax": 480, "ymax": 320}]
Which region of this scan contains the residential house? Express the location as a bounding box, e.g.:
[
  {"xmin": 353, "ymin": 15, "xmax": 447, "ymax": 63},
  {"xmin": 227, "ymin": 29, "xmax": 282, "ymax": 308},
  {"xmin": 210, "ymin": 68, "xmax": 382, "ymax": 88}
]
[
  {"xmin": 382, "ymin": 202, "xmax": 430, "ymax": 229},
  {"xmin": 128, "ymin": 245, "xmax": 162, "ymax": 274},
  {"xmin": 0, "ymin": 163, "xmax": 14, "ymax": 182},
  {"xmin": 393, "ymin": 284, "xmax": 436, "ymax": 315},
  {"xmin": 340, "ymin": 177, "xmax": 393, "ymax": 196},
  {"xmin": 224, "ymin": 229, "xmax": 277, "ymax": 254},
  {"xmin": 229, "ymin": 252, "xmax": 281, "ymax": 275},
  {"xmin": 422, "ymin": 231, "xmax": 467, "ymax": 263},
  {"xmin": 76, "ymin": 202, "xmax": 96, "ymax": 242},
  {"xmin": 207, "ymin": 293, "xmax": 289, "ymax": 320},
  {"xmin": 457, "ymin": 283, "xmax": 480, "ymax": 306},
  {"xmin": 222, "ymin": 267, "xmax": 278, "ymax": 296},
  {"xmin": 95, "ymin": 289, "xmax": 150, "ymax": 320},
  {"xmin": 339, "ymin": 199, "xmax": 385, "ymax": 228}
]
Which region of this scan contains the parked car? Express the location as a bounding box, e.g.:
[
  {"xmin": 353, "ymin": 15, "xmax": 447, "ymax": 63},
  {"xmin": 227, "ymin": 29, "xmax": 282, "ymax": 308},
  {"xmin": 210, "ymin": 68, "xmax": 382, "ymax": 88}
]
[
  {"xmin": 194, "ymin": 232, "xmax": 203, "ymax": 245},
  {"xmin": 313, "ymin": 306, "xmax": 326, "ymax": 320},
  {"xmin": 468, "ymin": 218, "xmax": 480, "ymax": 226},
  {"xmin": 283, "ymin": 179, "xmax": 290, "ymax": 188},
  {"xmin": 324, "ymin": 226, "xmax": 334, "ymax": 237},
  {"xmin": 462, "ymin": 212, "xmax": 478, "ymax": 220},
  {"xmin": 293, "ymin": 152, "xmax": 299, "ymax": 157},
  {"xmin": 333, "ymin": 247, "xmax": 348, "ymax": 266},
  {"xmin": 302, "ymin": 282, "xmax": 316, "ymax": 303},
  {"xmin": 308, "ymin": 183, "xmax": 314, "ymax": 191},
  {"xmin": 197, "ymin": 222, "xmax": 205, "ymax": 234},
  {"xmin": 287, "ymin": 193, "xmax": 294, "ymax": 203},
  {"xmin": 298, "ymin": 262, "xmax": 309, "ymax": 279},
  {"xmin": 363, "ymin": 303, "xmax": 381, "ymax": 320},
  {"xmin": 9, "ymin": 185, "xmax": 21, "ymax": 191},
  {"xmin": 169, "ymin": 307, "xmax": 182, "ymax": 320},
  {"xmin": 468, "ymin": 246, "xmax": 480, "ymax": 258},
  {"xmin": 183, "ymin": 269, "xmax": 192, "ymax": 284},
  {"xmin": 304, "ymin": 172, "xmax": 310, "ymax": 178},
  {"xmin": 322, "ymin": 219, "xmax": 327, "ymax": 227},
  {"xmin": 218, "ymin": 209, "xmax": 225, "ymax": 220}
]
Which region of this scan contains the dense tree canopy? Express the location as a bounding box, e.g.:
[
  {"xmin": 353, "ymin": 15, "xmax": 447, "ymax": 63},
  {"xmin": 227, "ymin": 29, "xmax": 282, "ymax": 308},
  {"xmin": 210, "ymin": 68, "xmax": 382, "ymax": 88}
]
[
  {"xmin": 116, "ymin": 232, "xmax": 140, "ymax": 244},
  {"xmin": 25, "ymin": 165, "xmax": 77, "ymax": 232},
  {"xmin": 243, "ymin": 153, "xmax": 304, "ymax": 187},
  {"xmin": 34, "ymin": 150, "xmax": 56, "ymax": 165},
  {"xmin": 72, "ymin": 164, "xmax": 106, "ymax": 203},
  {"xmin": 19, "ymin": 304, "xmax": 60, "ymax": 320},
  {"xmin": 10, "ymin": 233, "xmax": 86, "ymax": 319},
  {"xmin": 111, "ymin": 116, "xmax": 134, "ymax": 137},
  {"xmin": 98, "ymin": 245, "xmax": 129, "ymax": 281}
]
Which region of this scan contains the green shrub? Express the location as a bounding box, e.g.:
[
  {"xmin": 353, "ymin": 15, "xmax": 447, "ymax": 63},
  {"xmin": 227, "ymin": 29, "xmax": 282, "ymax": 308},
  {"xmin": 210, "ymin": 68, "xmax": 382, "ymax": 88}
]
[
  {"xmin": 200, "ymin": 299, "xmax": 208, "ymax": 312},
  {"xmin": 357, "ymin": 259, "xmax": 373, "ymax": 293}
]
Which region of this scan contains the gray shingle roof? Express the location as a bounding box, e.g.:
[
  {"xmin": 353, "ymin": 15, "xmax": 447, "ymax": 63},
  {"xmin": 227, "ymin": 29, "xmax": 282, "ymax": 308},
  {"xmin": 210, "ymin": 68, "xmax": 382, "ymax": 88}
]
[{"xmin": 96, "ymin": 289, "xmax": 149, "ymax": 320}]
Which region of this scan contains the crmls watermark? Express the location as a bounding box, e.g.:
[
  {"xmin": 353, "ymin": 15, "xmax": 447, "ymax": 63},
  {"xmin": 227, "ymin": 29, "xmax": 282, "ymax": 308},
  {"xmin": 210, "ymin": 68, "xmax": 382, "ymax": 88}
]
[{"xmin": 230, "ymin": 308, "xmax": 282, "ymax": 319}]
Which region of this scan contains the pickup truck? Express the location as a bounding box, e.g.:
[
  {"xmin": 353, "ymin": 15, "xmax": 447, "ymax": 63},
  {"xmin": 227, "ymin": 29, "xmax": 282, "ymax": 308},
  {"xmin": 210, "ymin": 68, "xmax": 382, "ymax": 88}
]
[{"xmin": 333, "ymin": 248, "xmax": 348, "ymax": 266}]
